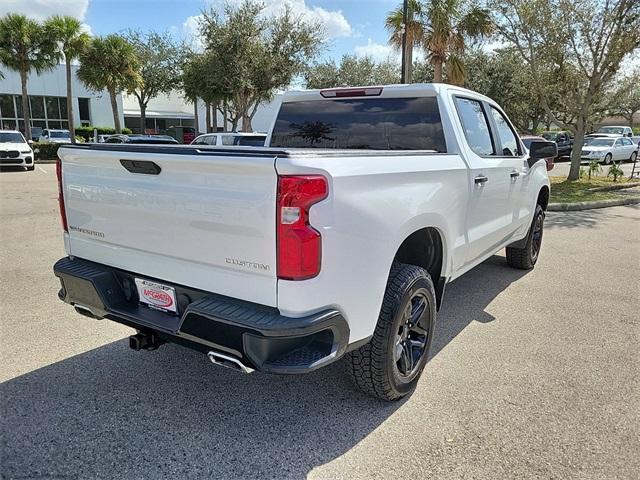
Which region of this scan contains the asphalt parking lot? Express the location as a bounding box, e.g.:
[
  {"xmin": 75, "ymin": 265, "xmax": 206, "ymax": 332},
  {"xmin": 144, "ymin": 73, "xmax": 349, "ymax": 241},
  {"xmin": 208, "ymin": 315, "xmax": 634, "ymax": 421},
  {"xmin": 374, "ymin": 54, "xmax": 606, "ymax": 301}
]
[{"xmin": 1, "ymin": 165, "xmax": 639, "ymax": 480}]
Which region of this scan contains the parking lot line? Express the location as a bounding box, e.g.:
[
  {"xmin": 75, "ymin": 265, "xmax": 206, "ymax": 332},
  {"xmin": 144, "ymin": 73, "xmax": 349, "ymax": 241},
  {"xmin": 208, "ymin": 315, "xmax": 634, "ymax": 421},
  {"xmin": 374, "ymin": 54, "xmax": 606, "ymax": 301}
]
[{"xmin": 37, "ymin": 165, "xmax": 48, "ymax": 174}]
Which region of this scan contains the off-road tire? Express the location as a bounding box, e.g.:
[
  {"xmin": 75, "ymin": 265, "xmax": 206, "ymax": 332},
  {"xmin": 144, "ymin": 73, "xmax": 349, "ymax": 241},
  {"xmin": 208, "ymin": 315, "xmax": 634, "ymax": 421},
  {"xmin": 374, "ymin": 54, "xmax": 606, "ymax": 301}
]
[
  {"xmin": 345, "ymin": 262, "xmax": 436, "ymax": 401},
  {"xmin": 506, "ymin": 204, "xmax": 545, "ymax": 270}
]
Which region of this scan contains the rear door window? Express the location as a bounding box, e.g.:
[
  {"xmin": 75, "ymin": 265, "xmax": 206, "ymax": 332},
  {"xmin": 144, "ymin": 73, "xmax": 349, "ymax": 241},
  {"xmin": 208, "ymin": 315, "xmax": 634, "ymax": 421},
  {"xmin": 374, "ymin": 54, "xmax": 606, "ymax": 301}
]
[
  {"xmin": 237, "ymin": 136, "xmax": 266, "ymax": 146},
  {"xmin": 454, "ymin": 97, "xmax": 495, "ymax": 156},
  {"xmin": 489, "ymin": 107, "xmax": 520, "ymax": 157},
  {"xmin": 270, "ymin": 96, "xmax": 446, "ymax": 151}
]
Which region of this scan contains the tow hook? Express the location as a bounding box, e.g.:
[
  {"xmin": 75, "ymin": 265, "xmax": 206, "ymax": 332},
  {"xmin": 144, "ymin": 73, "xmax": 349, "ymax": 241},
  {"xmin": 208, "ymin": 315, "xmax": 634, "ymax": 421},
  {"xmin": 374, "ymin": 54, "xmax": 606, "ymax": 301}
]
[{"xmin": 129, "ymin": 331, "xmax": 163, "ymax": 351}]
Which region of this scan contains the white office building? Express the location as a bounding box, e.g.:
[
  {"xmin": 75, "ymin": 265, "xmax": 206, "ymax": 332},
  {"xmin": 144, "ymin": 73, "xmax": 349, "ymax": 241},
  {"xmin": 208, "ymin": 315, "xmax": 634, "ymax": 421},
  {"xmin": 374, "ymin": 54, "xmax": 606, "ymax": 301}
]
[
  {"xmin": 1, "ymin": 64, "xmax": 281, "ymax": 137},
  {"xmin": 0, "ymin": 64, "xmax": 121, "ymax": 134}
]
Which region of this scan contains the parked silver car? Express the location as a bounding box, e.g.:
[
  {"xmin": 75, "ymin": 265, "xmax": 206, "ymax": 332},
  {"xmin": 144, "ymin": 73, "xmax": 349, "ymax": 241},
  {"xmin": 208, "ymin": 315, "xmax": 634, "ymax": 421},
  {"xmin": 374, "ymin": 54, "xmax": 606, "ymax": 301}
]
[{"xmin": 581, "ymin": 136, "xmax": 638, "ymax": 164}]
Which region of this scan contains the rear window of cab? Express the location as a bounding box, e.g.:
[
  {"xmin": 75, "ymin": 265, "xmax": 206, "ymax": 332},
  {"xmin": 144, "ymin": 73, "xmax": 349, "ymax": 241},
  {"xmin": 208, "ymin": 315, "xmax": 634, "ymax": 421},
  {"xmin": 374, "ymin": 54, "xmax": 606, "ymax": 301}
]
[{"xmin": 270, "ymin": 97, "xmax": 447, "ymax": 152}]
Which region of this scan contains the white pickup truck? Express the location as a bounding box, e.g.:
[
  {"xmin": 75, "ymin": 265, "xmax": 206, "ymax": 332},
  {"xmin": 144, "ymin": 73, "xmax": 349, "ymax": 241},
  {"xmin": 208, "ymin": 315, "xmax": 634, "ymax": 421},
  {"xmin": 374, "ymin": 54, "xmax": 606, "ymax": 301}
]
[{"xmin": 54, "ymin": 84, "xmax": 556, "ymax": 401}]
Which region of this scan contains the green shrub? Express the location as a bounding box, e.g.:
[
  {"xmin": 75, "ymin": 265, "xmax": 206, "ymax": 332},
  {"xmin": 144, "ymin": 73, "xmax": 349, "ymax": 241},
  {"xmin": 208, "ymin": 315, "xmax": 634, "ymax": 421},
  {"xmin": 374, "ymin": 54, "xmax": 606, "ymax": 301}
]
[
  {"xmin": 33, "ymin": 142, "xmax": 61, "ymax": 160},
  {"xmin": 607, "ymin": 162, "xmax": 625, "ymax": 182},
  {"xmin": 587, "ymin": 160, "xmax": 602, "ymax": 179},
  {"xmin": 74, "ymin": 126, "xmax": 132, "ymax": 140}
]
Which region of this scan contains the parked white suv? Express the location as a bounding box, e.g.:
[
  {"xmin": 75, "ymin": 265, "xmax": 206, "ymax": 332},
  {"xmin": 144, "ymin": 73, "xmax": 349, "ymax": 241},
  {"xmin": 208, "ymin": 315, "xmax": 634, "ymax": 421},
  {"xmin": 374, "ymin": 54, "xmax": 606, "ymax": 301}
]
[
  {"xmin": 38, "ymin": 129, "xmax": 72, "ymax": 144},
  {"xmin": 0, "ymin": 130, "xmax": 35, "ymax": 171},
  {"xmin": 54, "ymin": 84, "xmax": 555, "ymax": 400},
  {"xmin": 191, "ymin": 132, "xmax": 267, "ymax": 147},
  {"xmin": 594, "ymin": 126, "xmax": 633, "ymax": 138}
]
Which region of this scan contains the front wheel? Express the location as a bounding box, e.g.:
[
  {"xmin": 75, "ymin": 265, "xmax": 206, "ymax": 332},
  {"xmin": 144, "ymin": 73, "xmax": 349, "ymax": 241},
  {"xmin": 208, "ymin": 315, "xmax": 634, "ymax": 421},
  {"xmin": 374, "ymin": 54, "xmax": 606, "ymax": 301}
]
[
  {"xmin": 506, "ymin": 204, "xmax": 545, "ymax": 270},
  {"xmin": 630, "ymin": 151, "xmax": 637, "ymax": 163},
  {"xmin": 346, "ymin": 262, "xmax": 436, "ymax": 401},
  {"xmin": 604, "ymin": 153, "xmax": 612, "ymax": 165}
]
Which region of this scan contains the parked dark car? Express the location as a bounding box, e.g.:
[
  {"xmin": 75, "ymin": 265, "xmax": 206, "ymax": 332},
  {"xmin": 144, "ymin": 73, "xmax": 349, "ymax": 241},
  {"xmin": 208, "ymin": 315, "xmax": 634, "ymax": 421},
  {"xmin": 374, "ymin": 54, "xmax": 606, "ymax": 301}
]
[
  {"xmin": 541, "ymin": 131, "xmax": 573, "ymax": 158},
  {"xmin": 521, "ymin": 135, "xmax": 554, "ymax": 171},
  {"xmin": 105, "ymin": 134, "xmax": 179, "ymax": 145}
]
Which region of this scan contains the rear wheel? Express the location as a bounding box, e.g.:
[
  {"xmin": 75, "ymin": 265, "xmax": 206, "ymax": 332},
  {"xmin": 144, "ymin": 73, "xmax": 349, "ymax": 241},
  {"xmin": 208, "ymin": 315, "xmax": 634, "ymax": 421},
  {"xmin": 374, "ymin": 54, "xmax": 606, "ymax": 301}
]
[
  {"xmin": 346, "ymin": 262, "xmax": 436, "ymax": 401},
  {"xmin": 506, "ymin": 204, "xmax": 544, "ymax": 270}
]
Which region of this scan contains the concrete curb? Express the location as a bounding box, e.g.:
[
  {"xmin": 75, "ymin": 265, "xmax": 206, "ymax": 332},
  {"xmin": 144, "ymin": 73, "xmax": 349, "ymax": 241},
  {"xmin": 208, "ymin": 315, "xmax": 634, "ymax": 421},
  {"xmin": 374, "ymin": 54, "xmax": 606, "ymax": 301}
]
[
  {"xmin": 587, "ymin": 182, "xmax": 640, "ymax": 192},
  {"xmin": 35, "ymin": 159, "xmax": 58, "ymax": 164},
  {"xmin": 548, "ymin": 196, "xmax": 640, "ymax": 211}
]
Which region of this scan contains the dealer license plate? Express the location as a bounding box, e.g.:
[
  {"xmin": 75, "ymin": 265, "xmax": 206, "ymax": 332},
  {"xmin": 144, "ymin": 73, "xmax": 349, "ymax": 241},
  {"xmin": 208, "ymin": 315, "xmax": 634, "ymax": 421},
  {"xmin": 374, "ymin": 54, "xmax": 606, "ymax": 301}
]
[{"xmin": 134, "ymin": 278, "xmax": 177, "ymax": 314}]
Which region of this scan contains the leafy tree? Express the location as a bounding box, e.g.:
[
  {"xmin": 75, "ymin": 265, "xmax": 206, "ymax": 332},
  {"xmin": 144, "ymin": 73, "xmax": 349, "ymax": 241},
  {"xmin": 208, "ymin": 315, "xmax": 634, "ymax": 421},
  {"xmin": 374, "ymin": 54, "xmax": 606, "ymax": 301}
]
[
  {"xmin": 77, "ymin": 35, "xmax": 142, "ymax": 133},
  {"xmin": 385, "ymin": 0, "xmax": 425, "ymax": 83},
  {"xmin": 45, "ymin": 15, "xmax": 90, "ymax": 143},
  {"xmin": 199, "ymin": 1, "xmax": 324, "ymax": 132},
  {"xmin": 494, "ymin": 0, "xmax": 640, "ymax": 180},
  {"xmin": 423, "ymin": 0, "xmax": 493, "ymax": 84},
  {"xmin": 124, "ymin": 30, "xmax": 183, "ymax": 133},
  {"xmin": 305, "ymin": 54, "xmax": 399, "ymax": 89},
  {"xmin": 0, "ymin": 14, "xmax": 58, "ymax": 141},
  {"xmin": 463, "ymin": 48, "xmax": 546, "ymax": 132},
  {"xmin": 609, "ymin": 73, "xmax": 640, "ymax": 128}
]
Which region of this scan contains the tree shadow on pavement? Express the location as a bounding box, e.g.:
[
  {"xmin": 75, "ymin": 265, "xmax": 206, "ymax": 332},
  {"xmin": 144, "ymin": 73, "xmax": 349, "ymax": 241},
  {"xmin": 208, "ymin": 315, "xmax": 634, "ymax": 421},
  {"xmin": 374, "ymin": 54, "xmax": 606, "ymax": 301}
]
[
  {"xmin": 0, "ymin": 255, "xmax": 529, "ymax": 480},
  {"xmin": 545, "ymin": 204, "xmax": 640, "ymax": 230}
]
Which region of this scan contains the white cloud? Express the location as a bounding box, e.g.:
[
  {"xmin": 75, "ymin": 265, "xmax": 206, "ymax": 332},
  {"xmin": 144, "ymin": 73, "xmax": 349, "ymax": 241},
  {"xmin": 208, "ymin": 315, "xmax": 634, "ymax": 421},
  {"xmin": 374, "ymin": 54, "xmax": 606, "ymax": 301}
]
[
  {"xmin": 182, "ymin": 15, "xmax": 204, "ymax": 51},
  {"xmin": 0, "ymin": 0, "xmax": 89, "ymax": 21},
  {"xmin": 354, "ymin": 39, "xmax": 395, "ymax": 62},
  {"xmin": 178, "ymin": 0, "xmax": 353, "ymax": 48}
]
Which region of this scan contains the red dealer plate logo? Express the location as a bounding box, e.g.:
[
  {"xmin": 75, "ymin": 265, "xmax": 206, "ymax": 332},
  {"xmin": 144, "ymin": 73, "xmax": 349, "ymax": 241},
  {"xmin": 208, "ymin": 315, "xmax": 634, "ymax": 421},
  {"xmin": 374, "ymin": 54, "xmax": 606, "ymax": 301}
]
[{"xmin": 134, "ymin": 278, "xmax": 177, "ymax": 313}]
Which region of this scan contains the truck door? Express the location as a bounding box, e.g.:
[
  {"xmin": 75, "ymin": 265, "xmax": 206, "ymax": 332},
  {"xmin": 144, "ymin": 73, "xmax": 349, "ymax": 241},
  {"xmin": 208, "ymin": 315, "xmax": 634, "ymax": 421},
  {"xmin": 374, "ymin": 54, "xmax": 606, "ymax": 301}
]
[{"xmin": 452, "ymin": 96, "xmax": 528, "ymax": 266}]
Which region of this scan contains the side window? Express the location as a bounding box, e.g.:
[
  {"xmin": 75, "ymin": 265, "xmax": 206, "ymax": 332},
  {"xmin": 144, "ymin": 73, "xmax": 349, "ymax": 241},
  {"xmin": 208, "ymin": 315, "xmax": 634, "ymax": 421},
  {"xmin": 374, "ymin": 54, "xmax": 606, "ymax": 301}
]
[
  {"xmin": 490, "ymin": 107, "xmax": 520, "ymax": 157},
  {"xmin": 192, "ymin": 136, "xmax": 209, "ymax": 146},
  {"xmin": 208, "ymin": 136, "xmax": 217, "ymax": 145},
  {"xmin": 615, "ymin": 139, "xmax": 622, "ymax": 146},
  {"xmin": 454, "ymin": 97, "xmax": 494, "ymax": 156},
  {"xmin": 622, "ymin": 138, "xmax": 633, "ymax": 146},
  {"xmin": 221, "ymin": 135, "xmax": 234, "ymax": 146}
]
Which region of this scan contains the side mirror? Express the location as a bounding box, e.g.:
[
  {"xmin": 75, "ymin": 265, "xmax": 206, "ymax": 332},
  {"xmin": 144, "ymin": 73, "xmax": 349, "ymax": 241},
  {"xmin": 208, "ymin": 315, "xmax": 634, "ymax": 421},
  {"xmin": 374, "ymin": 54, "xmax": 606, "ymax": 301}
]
[
  {"xmin": 628, "ymin": 132, "xmax": 633, "ymax": 137},
  {"xmin": 27, "ymin": 139, "xmax": 34, "ymax": 145},
  {"xmin": 528, "ymin": 140, "xmax": 558, "ymax": 168}
]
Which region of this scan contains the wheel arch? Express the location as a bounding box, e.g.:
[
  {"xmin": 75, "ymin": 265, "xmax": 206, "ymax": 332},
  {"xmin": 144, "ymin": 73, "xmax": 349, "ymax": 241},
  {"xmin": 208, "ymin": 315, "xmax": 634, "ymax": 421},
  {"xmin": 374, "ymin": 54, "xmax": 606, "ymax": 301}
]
[
  {"xmin": 393, "ymin": 226, "xmax": 446, "ymax": 310},
  {"xmin": 537, "ymin": 185, "xmax": 550, "ymax": 211}
]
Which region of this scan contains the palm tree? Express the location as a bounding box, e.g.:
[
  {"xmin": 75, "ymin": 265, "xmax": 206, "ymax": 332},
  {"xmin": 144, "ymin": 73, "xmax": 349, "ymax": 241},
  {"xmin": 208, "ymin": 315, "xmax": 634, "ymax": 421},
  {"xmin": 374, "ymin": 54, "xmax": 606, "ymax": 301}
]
[
  {"xmin": 385, "ymin": 0, "xmax": 425, "ymax": 83},
  {"xmin": 45, "ymin": 16, "xmax": 90, "ymax": 143},
  {"xmin": 77, "ymin": 35, "xmax": 141, "ymax": 133},
  {"xmin": 0, "ymin": 14, "xmax": 58, "ymax": 141},
  {"xmin": 423, "ymin": 0, "xmax": 494, "ymax": 84}
]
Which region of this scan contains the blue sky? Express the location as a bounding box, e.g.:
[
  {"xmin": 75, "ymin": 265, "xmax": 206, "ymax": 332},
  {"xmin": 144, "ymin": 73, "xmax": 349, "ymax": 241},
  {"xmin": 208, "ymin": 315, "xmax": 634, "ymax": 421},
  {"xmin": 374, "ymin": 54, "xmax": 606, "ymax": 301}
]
[{"xmin": 2, "ymin": 0, "xmax": 403, "ymax": 63}]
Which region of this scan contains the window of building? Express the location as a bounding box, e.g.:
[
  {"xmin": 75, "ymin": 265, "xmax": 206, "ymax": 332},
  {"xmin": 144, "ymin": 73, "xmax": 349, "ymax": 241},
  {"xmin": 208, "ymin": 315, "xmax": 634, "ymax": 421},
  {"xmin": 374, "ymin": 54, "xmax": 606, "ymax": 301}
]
[
  {"xmin": 78, "ymin": 98, "xmax": 90, "ymax": 123},
  {"xmin": 0, "ymin": 94, "xmax": 80, "ymax": 132},
  {"xmin": 0, "ymin": 95, "xmax": 14, "ymax": 118}
]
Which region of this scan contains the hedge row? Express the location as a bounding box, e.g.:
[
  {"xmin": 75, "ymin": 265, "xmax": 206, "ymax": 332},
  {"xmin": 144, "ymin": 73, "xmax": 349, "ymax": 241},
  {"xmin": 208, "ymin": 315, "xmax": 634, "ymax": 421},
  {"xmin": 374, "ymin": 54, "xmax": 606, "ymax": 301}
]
[
  {"xmin": 33, "ymin": 142, "xmax": 62, "ymax": 160},
  {"xmin": 74, "ymin": 126, "xmax": 132, "ymax": 140}
]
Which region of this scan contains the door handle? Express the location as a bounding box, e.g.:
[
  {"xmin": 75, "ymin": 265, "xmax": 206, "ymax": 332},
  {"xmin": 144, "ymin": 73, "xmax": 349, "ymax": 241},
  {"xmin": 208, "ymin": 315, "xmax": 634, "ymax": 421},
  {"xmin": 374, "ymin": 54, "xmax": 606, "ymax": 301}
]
[
  {"xmin": 474, "ymin": 175, "xmax": 488, "ymax": 185},
  {"xmin": 510, "ymin": 170, "xmax": 520, "ymax": 178}
]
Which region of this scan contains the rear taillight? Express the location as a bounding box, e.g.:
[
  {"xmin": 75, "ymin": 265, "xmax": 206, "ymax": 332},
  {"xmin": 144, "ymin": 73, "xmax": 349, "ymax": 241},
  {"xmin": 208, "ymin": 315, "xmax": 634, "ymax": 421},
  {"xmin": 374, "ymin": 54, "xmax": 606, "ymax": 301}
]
[
  {"xmin": 277, "ymin": 175, "xmax": 328, "ymax": 280},
  {"xmin": 56, "ymin": 159, "xmax": 68, "ymax": 232}
]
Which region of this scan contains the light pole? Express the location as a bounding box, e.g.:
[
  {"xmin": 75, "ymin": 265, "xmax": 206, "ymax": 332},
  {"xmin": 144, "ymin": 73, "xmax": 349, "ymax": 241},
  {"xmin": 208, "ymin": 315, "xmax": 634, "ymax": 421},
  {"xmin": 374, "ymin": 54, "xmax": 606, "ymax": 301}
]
[{"xmin": 400, "ymin": 0, "xmax": 409, "ymax": 84}]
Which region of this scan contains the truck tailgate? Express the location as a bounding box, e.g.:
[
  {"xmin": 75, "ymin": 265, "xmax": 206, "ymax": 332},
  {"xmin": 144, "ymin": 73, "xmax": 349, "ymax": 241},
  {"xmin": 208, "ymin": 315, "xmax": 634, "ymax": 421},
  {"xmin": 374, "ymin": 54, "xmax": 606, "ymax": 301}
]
[{"xmin": 58, "ymin": 145, "xmax": 278, "ymax": 307}]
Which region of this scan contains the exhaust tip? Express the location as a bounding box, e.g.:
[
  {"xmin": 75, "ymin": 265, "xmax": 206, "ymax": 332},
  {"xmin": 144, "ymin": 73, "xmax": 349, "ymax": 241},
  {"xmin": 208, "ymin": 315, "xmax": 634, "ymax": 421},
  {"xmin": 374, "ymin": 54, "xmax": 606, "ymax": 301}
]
[{"xmin": 207, "ymin": 351, "xmax": 254, "ymax": 374}]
